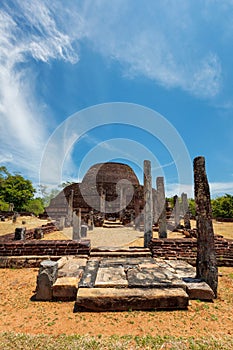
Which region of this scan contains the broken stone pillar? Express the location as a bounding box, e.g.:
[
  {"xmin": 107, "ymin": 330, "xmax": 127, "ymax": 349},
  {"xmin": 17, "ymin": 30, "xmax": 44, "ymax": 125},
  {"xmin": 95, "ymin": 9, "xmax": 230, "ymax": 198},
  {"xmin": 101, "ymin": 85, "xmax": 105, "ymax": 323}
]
[
  {"xmin": 143, "ymin": 160, "xmax": 153, "ymax": 247},
  {"xmin": 59, "ymin": 217, "xmax": 65, "ymax": 231},
  {"xmin": 181, "ymin": 193, "xmax": 191, "ymax": 229},
  {"xmin": 14, "ymin": 227, "xmax": 26, "ymax": 240},
  {"xmin": 12, "ymin": 213, "xmax": 17, "ymax": 223},
  {"xmin": 67, "ymin": 190, "xmax": 74, "ymax": 226},
  {"xmin": 194, "ymin": 156, "xmax": 218, "ymax": 298},
  {"xmin": 72, "ymin": 209, "xmax": 81, "ymax": 240},
  {"xmin": 34, "ymin": 228, "xmax": 44, "ymax": 239},
  {"xmin": 35, "ymin": 260, "xmax": 58, "ymax": 301},
  {"xmin": 156, "ymin": 177, "xmax": 167, "ymax": 238},
  {"xmin": 173, "ymin": 195, "xmax": 180, "ymax": 229},
  {"xmin": 81, "ymin": 225, "xmax": 88, "ymax": 238},
  {"xmin": 100, "ymin": 188, "xmax": 105, "ymax": 219}
]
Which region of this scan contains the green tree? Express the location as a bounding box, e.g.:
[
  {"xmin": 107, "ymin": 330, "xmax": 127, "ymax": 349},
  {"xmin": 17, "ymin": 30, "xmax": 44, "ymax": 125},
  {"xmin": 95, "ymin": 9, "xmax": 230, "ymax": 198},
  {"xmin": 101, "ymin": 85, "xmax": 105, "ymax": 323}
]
[
  {"xmin": 23, "ymin": 198, "xmax": 44, "ymax": 216},
  {"xmin": 0, "ymin": 169, "xmax": 35, "ymax": 211},
  {"xmin": 188, "ymin": 198, "xmax": 196, "ymax": 217},
  {"xmin": 212, "ymin": 194, "xmax": 233, "ymax": 218}
]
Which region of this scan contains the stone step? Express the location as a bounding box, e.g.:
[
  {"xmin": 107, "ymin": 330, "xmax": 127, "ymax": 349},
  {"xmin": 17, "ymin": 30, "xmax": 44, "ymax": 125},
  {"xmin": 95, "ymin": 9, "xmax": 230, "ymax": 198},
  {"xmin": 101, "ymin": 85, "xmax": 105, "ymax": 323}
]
[
  {"xmin": 74, "ymin": 287, "xmax": 189, "ymax": 311},
  {"xmin": 91, "ymin": 247, "xmax": 151, "ymax": 258}
]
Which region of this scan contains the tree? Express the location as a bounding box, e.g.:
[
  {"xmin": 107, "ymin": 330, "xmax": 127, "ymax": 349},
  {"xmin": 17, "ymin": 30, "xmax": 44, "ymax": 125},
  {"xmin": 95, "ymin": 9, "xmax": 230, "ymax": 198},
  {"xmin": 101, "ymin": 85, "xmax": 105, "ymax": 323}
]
[
  {"xmin": 211, "ymin": 194, "xmax": 233, "ymax": 218},
  {"xmin": 0, "ymin": 169, "xmax": 35, "ymax": 211},
  {"xmin": 23, "ymin": 198, "xmax": 44, "ymax": 216}
]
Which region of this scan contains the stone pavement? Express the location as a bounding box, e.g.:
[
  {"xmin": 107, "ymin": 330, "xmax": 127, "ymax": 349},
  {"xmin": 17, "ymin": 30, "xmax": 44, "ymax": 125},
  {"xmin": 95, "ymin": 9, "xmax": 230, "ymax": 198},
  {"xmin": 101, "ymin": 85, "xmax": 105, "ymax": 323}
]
[{"xmin": 48, "ymin": 251, "xmax": 215, "ymax": 311}]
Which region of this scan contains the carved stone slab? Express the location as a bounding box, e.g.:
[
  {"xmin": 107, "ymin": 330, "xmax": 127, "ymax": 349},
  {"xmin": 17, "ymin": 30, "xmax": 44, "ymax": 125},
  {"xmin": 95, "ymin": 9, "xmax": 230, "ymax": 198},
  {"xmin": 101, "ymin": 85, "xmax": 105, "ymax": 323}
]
[{"xmin": 95, "ymin": 266, "xmax": 128, "ymax": 288}]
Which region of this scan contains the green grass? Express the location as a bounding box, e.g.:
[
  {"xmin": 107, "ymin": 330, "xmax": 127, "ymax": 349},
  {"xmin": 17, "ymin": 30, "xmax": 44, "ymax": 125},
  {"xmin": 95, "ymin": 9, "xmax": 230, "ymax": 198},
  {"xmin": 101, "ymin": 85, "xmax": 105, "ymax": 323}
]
[{"xmin": 0, "ymin": 332, "xmax": 233, "ymax": 350}]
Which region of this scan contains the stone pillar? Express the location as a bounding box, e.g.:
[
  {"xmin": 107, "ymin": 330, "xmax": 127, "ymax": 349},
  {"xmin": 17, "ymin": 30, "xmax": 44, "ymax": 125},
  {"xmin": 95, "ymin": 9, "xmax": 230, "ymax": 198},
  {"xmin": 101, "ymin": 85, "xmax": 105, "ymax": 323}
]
[
  {"xmin": 14, "ymin": 227, "xmax": 26, "ymax": 240},
  {"xmin": 153, "ymin": 189, "xmax": 159, "ymax": 224},
  {"xmin": 173, "ymin": 195, "xmax": 180, "ymax": 229},
  {"xmin": 35, "ymin": 260, "xmax": 58, "ymax": 301},
  {"xmin": 12, "ymin": 213, "xmax": 17, "ymax": 223},
  {"xmin": 88, "ymin": 211, "xmax": 94, "ymax": 230},
  {"xmin": 34, "ymin": 228, "xmax": 44, "ymax": 239},
  {"xmin": 156, "ymin": 177, "xmax": 167, "ymax": 238},
  {"xmin": 100, "ymin": 188, "xmax": 105, "ymax": 219},
  {"xmin": 67, "ymin": 190, "xmax": 74, "ymax": 226},
  {"xmin": 81, "ymin": 224, "xmax": 88, "ymax": 238},
  {"xmin": 143, "ymin": 160, "xmax": 153, "ymax": 247},
  {"xmin": 59, "ymin": 217, "xmax": 65, "ymax": 231},
  {"xmin": 194, "ymin": 156, "xmax": 218, "ymax": 298},
  {"xmin": 119, "ymin": 184, "xmax": 127, "ymax": 221},
  {"xmin": 72, "ymin": 209, "xmax": 81, "ymax": 240},
  {"xmin": 181, "ymin": 193, "xmax": 191, "ymax": 229}
]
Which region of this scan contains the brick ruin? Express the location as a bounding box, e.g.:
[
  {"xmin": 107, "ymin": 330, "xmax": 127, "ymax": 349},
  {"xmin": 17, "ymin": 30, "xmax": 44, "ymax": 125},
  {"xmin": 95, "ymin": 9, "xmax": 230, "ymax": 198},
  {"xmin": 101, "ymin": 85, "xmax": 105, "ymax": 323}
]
[{"xmin": 46, "ymin": 162, "xmax": 145, "ymax": 224}]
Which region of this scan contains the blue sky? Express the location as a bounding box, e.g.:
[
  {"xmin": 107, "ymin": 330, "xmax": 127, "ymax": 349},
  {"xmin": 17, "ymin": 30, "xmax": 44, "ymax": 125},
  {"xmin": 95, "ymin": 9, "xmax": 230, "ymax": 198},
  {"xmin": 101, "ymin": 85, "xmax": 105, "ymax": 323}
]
[{"xmin": 0, "ymin": 0, "xmax": 233, "ymax": 198}]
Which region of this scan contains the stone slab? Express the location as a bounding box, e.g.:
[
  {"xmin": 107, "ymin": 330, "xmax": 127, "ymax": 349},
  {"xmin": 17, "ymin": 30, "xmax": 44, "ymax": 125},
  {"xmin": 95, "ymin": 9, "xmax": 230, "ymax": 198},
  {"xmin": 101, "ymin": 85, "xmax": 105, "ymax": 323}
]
[
  {"xmin": 58, "ymin": 257, "xmax": 87, "ymax": 277},
  {"xmin": 183, "ymin": 278, "xmax": 215, "ymax": 300},
  {"xmin": 127, "ymin": 267, "xmax": 186, "ymax": 290},
  {"xmin": 99, "ymin": 257, "xmax": 155, "ymax": 268},
  {"xmin": 52, "ymin": 277, "xmax": 79, "ymax": 300},
  {"xmin": 79, "ymin": 259, "xmax": 99, "ymax": 288},
  {"xmin": 75, "ymin": 287, "xmax": 189, "ymax": 311},
  {"xmin": 95, "ymin": 266, "xmax": 128, "ymax": 287}
]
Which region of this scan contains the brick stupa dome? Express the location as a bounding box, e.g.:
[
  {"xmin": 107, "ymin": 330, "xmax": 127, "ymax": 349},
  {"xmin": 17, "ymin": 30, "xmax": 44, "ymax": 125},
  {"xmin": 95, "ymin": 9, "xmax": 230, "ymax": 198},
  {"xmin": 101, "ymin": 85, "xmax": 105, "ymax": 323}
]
[{"xmin": 82, "ymin": 162, "xmax": 139, "ymax": 186}]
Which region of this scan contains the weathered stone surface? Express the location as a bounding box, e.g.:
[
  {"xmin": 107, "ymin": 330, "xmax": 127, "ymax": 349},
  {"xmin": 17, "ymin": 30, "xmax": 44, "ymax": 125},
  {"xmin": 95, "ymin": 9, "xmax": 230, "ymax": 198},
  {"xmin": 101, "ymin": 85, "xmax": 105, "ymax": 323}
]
[
  {"xmin": 35, "ymin": 260, "xmax": 58, "ymax": 300},
  {"xmin": 79, "ymin": 259, "xmax": 99, "ymax": 288},
  {"xmin": 75, "ymin": 287, "xmax": 189, "ymax": 311},
  {"xmin": 144, "ymin": 160, "xmax": 153, "ymax": 247},
  {"xmin": 156, "ymin": 177, "xmax": 167, "ymax": 238},
  {"xmin": 127, "ymin": 267, "xmax": 186, "ymax": 290},
  {"xmin": 52, "ymin": 277, "xmax": 79, "ymax": 300},
  {"xmin": 194, "ymin": 156, "xmax": 218, "ymax": 297},
  {"xmin": 99, "ymin": 257, "xmax": 154, "ymax": 268},
  {"xmin": 95, "ymin": 266, "xmax": 128, "ymax": 287},
  {"xmin": 58, "ymin": 258, "xmax": 86, "ymax": 278},
  {"xmin": 72, "ymin": 209, "xmax": 81, "ymax": 240},
  {"xmin": 183, "ymin": 278, "xmax": 215, "ymax": 300}
]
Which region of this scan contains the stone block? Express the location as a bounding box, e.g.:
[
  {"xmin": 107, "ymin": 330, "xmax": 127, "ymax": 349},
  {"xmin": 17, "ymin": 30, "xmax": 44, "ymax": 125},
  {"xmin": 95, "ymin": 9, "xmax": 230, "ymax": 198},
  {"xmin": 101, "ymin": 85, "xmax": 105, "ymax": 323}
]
[
  {"xmin": 183, "ymin": 278, "xmax": 215, "ymax": 300},
  {"xmin": 75, "ymin": 287, "xmax": 189, "ymax": 311},
  {"xmin": 95, "ymin": 266, "xmax": 128, "ymax": 287},
  {"xmin": 35, "ymin": 260, "xmax": 58, "ymax": 301},
  {"xmin": 52, "ymin": 277, "xmax": 79, "ymax": 300},
  {"xmin": 127, "ymin": 267, "xmax": 186, "ymax": 290},
  {"xmin": 79, "ymin": 259, "xmax": 99, "ymax": 288}
]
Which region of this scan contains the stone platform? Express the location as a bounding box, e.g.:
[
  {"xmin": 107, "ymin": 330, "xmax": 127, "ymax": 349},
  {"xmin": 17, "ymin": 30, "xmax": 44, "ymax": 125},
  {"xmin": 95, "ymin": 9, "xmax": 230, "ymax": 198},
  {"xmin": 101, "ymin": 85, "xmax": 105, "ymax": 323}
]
[{"xmin": 47, "ymin": 250, "xmax": 215, "ymax": 311}]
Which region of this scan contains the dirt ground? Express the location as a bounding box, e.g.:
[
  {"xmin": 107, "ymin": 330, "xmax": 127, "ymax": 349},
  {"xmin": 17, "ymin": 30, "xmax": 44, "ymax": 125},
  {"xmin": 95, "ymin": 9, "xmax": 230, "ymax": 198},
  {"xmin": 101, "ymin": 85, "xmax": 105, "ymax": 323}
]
[
  {"xmin": 0, "ymin": 267, "xmax": 232, "ymax": 338},
  {"xmin": 0, "ymin": 217, "xmax": 233, "ymax": 338}
]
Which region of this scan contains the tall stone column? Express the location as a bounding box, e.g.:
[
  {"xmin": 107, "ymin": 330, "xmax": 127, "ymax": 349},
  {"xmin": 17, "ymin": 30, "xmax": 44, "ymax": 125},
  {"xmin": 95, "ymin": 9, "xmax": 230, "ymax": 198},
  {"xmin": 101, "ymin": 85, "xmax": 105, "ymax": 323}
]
[
  {"xmin": 173, "ymin": 195, "xmax": 180, "ymax": 229},
  {"xmin": 143, "ymin": 160, "xmax": 153, "ymax": 247},
  {"xmin": 120, "ymin": 184, "xmax": 127, "ymax": 221},
  {"xmin": 181, "ymin": 192, "xmax": 191, "ymax": 229},
  {"xmin": 100, "ymin": 187, "xmax": 105, "ymax": 219},
  {"xmin": 67, "ymin": 189, "xmax": 74, "ymax": 226},
  {"xmin": 72, "ymin": 209, "xmax": 81, "ymax": 240},
  {"xmin": 156, "ymin": 177, "xmax": 167, "ymax": 238},
  {"xmin": 153, "ymin": 189, "xmax": 159, "ymax": 224},
  {"xmin": 194, "ymin": 156, "xmax": 218, "ymax": 298}
]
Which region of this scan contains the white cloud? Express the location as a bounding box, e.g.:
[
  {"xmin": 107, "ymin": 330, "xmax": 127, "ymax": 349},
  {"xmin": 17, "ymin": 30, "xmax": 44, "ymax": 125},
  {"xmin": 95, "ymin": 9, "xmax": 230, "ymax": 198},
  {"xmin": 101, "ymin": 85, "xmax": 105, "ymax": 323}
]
[
  {"xmin": 166, "ymin": 181, "xmax": 233, "ymax": 199},
  {"xmin": 0, "ymin": 1, "xmax": 80, "ymax": 180},
  {"xmin": 76, "ymin": 0, "xmax": 222, "ymax": 98}
]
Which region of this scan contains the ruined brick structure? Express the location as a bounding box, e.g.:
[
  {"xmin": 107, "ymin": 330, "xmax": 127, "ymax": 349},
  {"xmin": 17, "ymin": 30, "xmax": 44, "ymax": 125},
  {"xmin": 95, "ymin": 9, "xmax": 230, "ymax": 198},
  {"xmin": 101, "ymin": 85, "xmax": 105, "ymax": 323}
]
[{"xmin": 46, "ymin": 162, "xmax": 145, "ymax": 222}]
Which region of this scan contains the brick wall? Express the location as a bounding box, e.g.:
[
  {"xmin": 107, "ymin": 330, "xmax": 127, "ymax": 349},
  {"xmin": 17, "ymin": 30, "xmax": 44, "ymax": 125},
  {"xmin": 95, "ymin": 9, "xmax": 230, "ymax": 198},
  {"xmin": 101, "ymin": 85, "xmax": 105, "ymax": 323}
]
[
  {"xmin": 149, "ymin": 237, "xmax": 233, "ymax": 266},
  {"xmin": 0, "ymin": 240, "xmax": 90, "ymax": 257}
]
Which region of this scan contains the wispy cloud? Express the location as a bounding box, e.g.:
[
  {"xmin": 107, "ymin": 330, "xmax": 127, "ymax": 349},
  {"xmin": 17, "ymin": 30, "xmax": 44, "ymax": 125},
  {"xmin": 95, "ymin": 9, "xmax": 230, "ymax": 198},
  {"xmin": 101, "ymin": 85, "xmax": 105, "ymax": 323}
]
[
  {"xmin": 0, "ymin": 0, "xmax": 80, "ymax": 179},
  {"xmin": 77, "ymin": 0, "xmax": 223, "ymax": 98}
]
